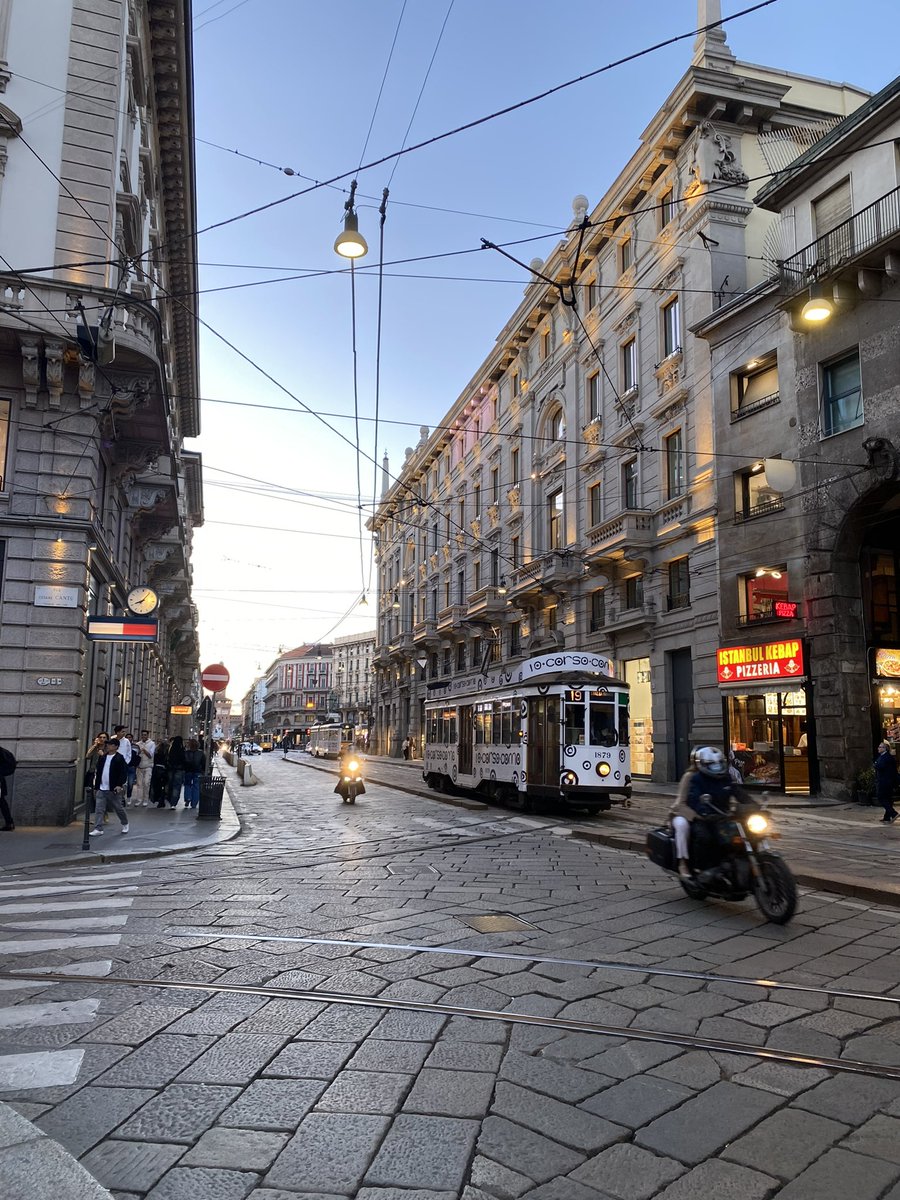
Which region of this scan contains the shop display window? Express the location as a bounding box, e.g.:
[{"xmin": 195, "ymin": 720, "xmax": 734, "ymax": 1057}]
[
  {"xmin": 726, "ymin": 690, "xmax": 810, "ymax": 794},
  {"xmin": 741, "ymin": 568, "xmax": 789, "ymax": 624},
  {"xmin": 624, "ymin": 657, "xmax": 652, "ymax": 774}
]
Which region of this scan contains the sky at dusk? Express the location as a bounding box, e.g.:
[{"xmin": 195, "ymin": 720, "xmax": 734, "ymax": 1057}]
[{"xmin": 187, "ymin": 0, "xmax": 900, "ymax": 702}]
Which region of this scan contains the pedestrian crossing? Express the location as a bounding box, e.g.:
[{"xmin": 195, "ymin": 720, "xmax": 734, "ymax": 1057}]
[{"xmin": 0, "ymin": 866, "xmax": 142, "ymax": 1091}]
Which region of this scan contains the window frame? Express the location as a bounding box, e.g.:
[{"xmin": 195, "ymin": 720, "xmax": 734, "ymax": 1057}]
[
  {"xmin": 0, "ymin": 398, "xmax": 10, "ymax": 492},
  {"xmin": 619, "ymin": 236, "xmax": 633, "ymax": 274},
  {"xmin": 621, "ymin": 338, "xmax": 637, "ymax": 393},
  {"xmin": 662, "ymin": 295, "xmax": 681, "ymax": 359},
  {"xmin": 664, "ymin": 428, "xmax": 686, "ymax": 499},
  {"xmin": 624, "ymin": 574, "xmax": 644, "ymax": 610},
  {"xmin": 660, "ymin": 187, "xmax": 676, "ymax": 228},
  {"xmin": 588, "ymin": 481, "xmax": 602, "ymax": 528},
  {"xmin": 547, "ymin": 488, "xmax": 564, "ymax": 550},
  {"xmin": 622, "ymin": 458, "xmax": 638, "ymax": 510},
  {"xmin": 667, "ymin": 557, "xmax": 691, "ymax": 610},
  {"xmin": 587, "ymin": 371, "xmax": 600, "ymax": 423},
  {"xmin": 589, "ymin": 588, "xmax": 605, "ymax": 633},
  {"xmin": 821, "ymin": 349, "xmax": 863, "ymax": 438}
]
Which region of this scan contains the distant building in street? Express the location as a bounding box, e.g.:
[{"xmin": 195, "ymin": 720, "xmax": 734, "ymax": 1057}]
[
  {"xmin": 263, "ymin": 644, "xmax": 333, "ymax": 736},
  {"xmin": 695, "ymin": 72, "xmax": 900, "ymax": 797},
  {"xmin": 369, "ymin": 7, "xmax": 867, "ymax": 780},
  {"xmin": 240, "ymin": 675, "xmax": 267, "ymax": 738},
  {"xmin": 0, "ymin": 0, "xmax": 202, "ymax": 822},
  {"xmin": 331, "ymin": 631, "xmax": 376, "ymax": 731}
]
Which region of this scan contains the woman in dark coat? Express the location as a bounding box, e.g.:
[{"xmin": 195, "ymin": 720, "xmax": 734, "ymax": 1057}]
[
  {"xmin": 167, "ymin": 736, "xmax": 187, "ymax": 808},
  {"xmin": 875, "ymin": 742, "xmax": 899, "ymax": 823},
  {"xmin": 151, "ymin": 739, "xmax": 169, "ymax": 808}
]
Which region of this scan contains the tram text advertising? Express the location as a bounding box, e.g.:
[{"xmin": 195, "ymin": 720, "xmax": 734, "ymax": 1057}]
[{"xmin": 423, "ymin": 652, "xmax": 631, "ymax": 815}]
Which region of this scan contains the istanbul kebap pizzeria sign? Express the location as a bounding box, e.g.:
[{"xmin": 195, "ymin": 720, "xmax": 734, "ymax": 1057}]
[{"xmin": 717, "ymin": 639, "xmax": 805, "ymax": 684}]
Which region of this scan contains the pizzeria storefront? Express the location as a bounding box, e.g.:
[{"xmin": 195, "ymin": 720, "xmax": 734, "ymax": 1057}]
[
  {"xmin": 717, "ymin": 638, "xmax": 816, "ymax": 795},
  {"xmin": 874, "ymin": 648, "xmax": 900, "ymax": 744}
]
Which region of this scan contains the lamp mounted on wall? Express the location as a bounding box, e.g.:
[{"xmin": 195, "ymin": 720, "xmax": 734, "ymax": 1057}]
[{"xmin": 801, "ymin": 281, "xmax": 834, "ymax": 324}]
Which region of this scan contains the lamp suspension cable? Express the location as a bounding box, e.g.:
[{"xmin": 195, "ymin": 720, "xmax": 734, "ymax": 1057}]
[{"xmin": 368, "ymin": 188, "xmax": 390, "ymax": 598}]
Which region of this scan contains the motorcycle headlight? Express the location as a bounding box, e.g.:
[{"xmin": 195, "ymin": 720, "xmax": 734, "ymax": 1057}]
[
  {"xmin": 347, "ymin": 760, "xmax": 359, "ymax": 772},
  {"xmin": 746, "ymin": 813, "xmax": 769, "ymax": 835}
]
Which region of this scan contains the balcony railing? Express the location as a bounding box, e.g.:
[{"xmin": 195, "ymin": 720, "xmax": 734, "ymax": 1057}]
[
  {"xmin": 585, "ymin": 510, "xmax": 653, "ymax": 561},
  {"xmin": 731, "ymin": 391, "xmax": 780, "ymax": 422},
  {"xmin": 666, "ymin": 592, "xmax": 691, "ymax": 611},
  {"xmin": 734, "ymin": 496, "xmax": 785, "ymax": 523},
  {"xmin": 779, "ymin": 184, "xmax": 900, "ymax": 297}
]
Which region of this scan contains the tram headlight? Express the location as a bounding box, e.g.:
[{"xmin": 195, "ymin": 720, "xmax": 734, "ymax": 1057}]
[
  {"xmin": 596, "ymin": 761, "xmax": 611, "ymax": 777},
  {"xmin": 746, "ymin": 813, "xmax": 769, "ymax": 835},
  {"xmin": 560, "ymin": 770, "xmax": 577, "ymax": 787}
]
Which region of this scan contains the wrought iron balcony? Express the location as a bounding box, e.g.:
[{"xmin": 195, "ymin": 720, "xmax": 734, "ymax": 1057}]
[
  {"xmin": 779, "ymin": 184, "xmax": 900, "ymax": 297},
  {"xmin": 734, "ymin": 496, "xmax": 785, "ymax": 523}
]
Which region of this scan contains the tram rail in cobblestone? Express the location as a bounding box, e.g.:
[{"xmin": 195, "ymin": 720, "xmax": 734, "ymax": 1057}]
[{"xmin": 4, "ymin": 966, "xmax": 898, "ymax": 1083}]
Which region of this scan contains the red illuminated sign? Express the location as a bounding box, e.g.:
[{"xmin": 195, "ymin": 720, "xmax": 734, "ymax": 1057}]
[
  {"xmin": 716, "ymin": 639, "xmax": 805, "ymax": 684},
  {"xmin": 773, "ymin": 600, "xmax": 799, "ymax": 619}
]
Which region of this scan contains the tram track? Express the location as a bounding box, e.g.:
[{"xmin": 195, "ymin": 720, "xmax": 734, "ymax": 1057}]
[{"xmin": 4, "ymin": 964, "xmax": 899, "ymax": 1084}]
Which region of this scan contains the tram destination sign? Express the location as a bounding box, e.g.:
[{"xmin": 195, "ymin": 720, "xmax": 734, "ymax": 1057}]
[
  {"xmin": 429, "ymin": 652, "xmax": 617, "ymax": 699},
  {"xmin": 717, "ymin": 639, "xmax": 805, "ymax": 684}
]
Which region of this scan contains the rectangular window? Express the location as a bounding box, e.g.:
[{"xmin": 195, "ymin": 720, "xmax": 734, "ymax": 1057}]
[
  {"xmin": 490, "ymin": 548, "xmax": 499, "ymax": 588},
  {"xmin": 620, "ymin": 237, "xmax": 633, "ymax": 274},
  {"xmin": 664, "ymin": 428, "xmax": 685, "ymax": 498},
  {"xmin": 458, "ymin": 498, "xmax": 465, "ymax": 528},
  {"xmin": 456, "ymin": 642, "xmax": 466, "ymax": 671},
  {"xmin": 588, "ymin": 481, "xmax": 602, "ymax": 527},
  {"xmin": 473, "ymin": 559, "xmax": 481, "ymax": 592},
  {"xmin": 732, "ymin": 354, "xmax": 779, "ymax": 418},
  {"xmin": 741, "ymin": 567, "xmax": 789, "ymax": 624},
  {"xmin": 660, "ymin": 188, "xmax": 676, "ymax": 227},
  {"xmin": 456, "ymin": 569, "xmax": 465, "ymax": 605},
  {"xmin": 510, "ymin": 446, "xmax": 520, "ymax": 486},
  {"xmin": 621, "ymin": 338, "xmax": 636, "ymax": 392},
  {"xmin": 622, "ymin": 458, "xmax": 638, "ymax": 510},
  {"xmin": 822, "ymin": 350, "xmax": 863, "ymax": 437},
  {"xmin": 541, "ymin": 328, "xmax": 551, "ymax": 360},
  {"xmin": 662, "ymin": 296, "xmax": 680, "ymax": 358},
  {"xmin": 473, "ymin": 484, "xmax": 481, "ymax": 517},
  {"xmin": 735, "ymin": 464, "xmax": 784, "ymax": 521},
  {"xmin": 512, "ymin": 371, "xmax": 520, "ymax": 397},
  {"xmin": 587, "ymin": 371, "xmax": 600, "ymax": 422},
  {"xmin": 546, "ymin": 604, "xmax": 558, "ymax": 632},
  {"xmin": 547, "ymin": 488, "xmax": 563, "ymax": 550},
  {"xmin": 667, "ymin": 558, "xmax": 691, "ymax": 610},
  {"xmin": 430, "ymin": 587, "xmax": 437, "ymax": 619},
  {"xmin": 587, "ymin": 278, "xmax": 599, "ymax": 311},
  {"xmin": 0, "ymin": 399, "xmax": 10, "ymax": 490},
  {"xmin": 491, "ymin": 465, "xmax": 500, "ymax": 504},
  {"xmin": 625, "ymin": 574, "xmax": 644, "ymax": 610},
  {"xmin": 442, "ymin": 647, "xmax": 452, "ymax": 675},
  {"xmin": 511, "ymin": 535, "xmax": 520, "ymax": 569},
  {"xmin": 431, "ymin": 522, "xmax": 438, "ymax": 553},
  {"xmin": 590, "ymin": 588, "xmax": 605, "ymax": 632}
]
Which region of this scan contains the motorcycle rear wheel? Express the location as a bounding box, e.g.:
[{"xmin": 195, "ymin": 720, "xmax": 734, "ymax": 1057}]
[{"xmin": 752, "ymin": 853, "xmax": 797, "ymax": 924}]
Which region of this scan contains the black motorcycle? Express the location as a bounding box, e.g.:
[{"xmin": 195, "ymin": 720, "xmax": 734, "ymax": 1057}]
[
  {"xmin": 334, "ymin": 756, "xmax": 366, "ymax": 805},
  {"xmin": 647, "ymin": 797, "xmax": 797, "ymax": 924}
]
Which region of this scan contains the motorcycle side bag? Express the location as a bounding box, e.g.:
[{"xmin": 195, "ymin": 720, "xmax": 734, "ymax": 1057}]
[{"xmin": 646, "ymin": 826, "xmax": 675, "ymax": 870}]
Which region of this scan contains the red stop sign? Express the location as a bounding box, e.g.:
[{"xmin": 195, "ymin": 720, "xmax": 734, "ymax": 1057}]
[{"xmin": 201, "ymin": 663, "xmax": 230, "ymax": 692}]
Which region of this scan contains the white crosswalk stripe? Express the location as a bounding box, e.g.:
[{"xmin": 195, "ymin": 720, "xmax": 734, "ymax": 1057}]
[{"xmin": 0, "ymin": 867, "xmax": 142, "ymax": 1092}]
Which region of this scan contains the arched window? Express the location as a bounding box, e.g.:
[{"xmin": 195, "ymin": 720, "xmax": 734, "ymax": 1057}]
[{"xmin": 547, "ymin": 406, "xmax": 566, "ymax": 444}]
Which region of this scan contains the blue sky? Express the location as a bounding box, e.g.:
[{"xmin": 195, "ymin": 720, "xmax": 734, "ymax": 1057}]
[{"xmin": 188, "ymin": 0, "xmax": 899, "ymax": 701}]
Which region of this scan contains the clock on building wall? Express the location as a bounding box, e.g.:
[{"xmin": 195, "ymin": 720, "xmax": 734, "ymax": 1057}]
[{"xmin": 127, "ymin": 586, "xmax": 159, "ymax": 616}]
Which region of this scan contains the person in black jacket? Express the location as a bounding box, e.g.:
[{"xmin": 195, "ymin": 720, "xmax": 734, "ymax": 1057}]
[
  {"xmin": 150, "ymin": 739, "xmax": 169, "ymax": 808},
  {"xmin": 0, "ymin": 743, "xmax": 15, "ymax": 831},
  {"xmin": 181, "ymin": 739, "xmax": 206, "ymax": 809},
  {"xmin": 90, "ymin": 739, "xmax": 129, "ymax": 836},
  {"xmin": 167, "ymin": 736, "xmax": 187, "ymax": 808},
  {"xmin": 875, "ymin": 742, "xmax": 899, "ymax": 823}
]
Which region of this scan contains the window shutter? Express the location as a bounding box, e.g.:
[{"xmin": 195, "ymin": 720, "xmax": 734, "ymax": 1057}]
[{"xmin": 813, "ymin": 179, "xmax": 851, "ymax": 238}]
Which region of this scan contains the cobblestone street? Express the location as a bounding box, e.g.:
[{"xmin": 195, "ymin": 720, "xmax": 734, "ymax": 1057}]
[{"xmin": 5, "ymin": 757, "xmax": 900, "ymax": 1198}]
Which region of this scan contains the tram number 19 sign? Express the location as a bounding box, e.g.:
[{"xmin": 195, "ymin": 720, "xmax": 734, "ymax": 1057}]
[{"xmin": 201, "ymin": 663, "xmax": 230, "ymax": 693}]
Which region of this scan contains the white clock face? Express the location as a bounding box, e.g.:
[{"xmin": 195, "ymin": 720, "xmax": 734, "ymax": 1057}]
[{"xmin": 127, "ymin": 587, "xmax": 158, "ymax": 615}]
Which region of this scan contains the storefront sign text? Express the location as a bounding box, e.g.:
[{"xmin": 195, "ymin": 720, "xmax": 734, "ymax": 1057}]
[
  {"xmin": 717, "ymin": 640, "xmax": 805, "ymax": 684},
  {"xmin": 875, "ymin": 648, "xmax": 900, "ymax": 678}
]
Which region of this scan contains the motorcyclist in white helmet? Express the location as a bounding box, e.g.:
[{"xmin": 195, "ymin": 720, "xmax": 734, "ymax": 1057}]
[{"xmin": 671, "ymin": 746, "xmax": 737, "ymax": 879}]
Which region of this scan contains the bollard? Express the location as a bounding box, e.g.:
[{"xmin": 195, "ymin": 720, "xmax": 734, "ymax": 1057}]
[{"xmin": 241, "ymin": 761, "xmax": 258, "ymax": 787}]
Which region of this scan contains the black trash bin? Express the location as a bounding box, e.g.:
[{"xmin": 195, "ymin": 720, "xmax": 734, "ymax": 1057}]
[{"xmin": 197, "ymin": 775, "xmax": 225, "ymax": 821}]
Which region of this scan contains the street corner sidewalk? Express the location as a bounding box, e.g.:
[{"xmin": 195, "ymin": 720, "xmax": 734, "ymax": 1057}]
[
  {"xmin": 0, "ymin": 1101, "xmax": 112, "ymax": 1200},
  {"xmin": 0, "ymin": 774, "xmax": 241, "ymax": 873}
]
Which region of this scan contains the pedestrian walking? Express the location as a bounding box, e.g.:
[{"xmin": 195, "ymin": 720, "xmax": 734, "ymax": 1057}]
[
  {"xmin": 182, "ymin": 739, "xmax": 206, "ymax": 809},
  {"xmin": 281, "ymin": 731, "xmax": 292, "ymax": 759},
  {"xmin": 875, "ymin": 742, "xmax": 899, "ymax": 823},
  {"xmin": 134, "ymin": 730, "xmax": 156, "ymax": 805},
  {"xmin": 89, "ymin": 739, "xmax": 129, "ymax": 836},
  {"xmin": 167, "ymin": 735, "xmax": 186, "ymax": 808},
  {"xmin": 401, "ymin": 736, "xmax": 410, "ymax": 760},
  {"xmin": 113, "ymin": 725, "xmax": 136, "ymax": 804},
  {"xmin": 150, "ymin": 738, "xmax": 169, "ymax": 807},
  {"xmin": 0, "ymin": 743, "xmax": 16, "ymax": 831}
]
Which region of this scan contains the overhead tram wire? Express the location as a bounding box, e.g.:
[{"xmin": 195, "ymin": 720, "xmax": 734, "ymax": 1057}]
[
  {"xmin": 137, "ymin": 0, "xmax": 782, "ymax": 259},
  {"xmin": 357, "ymin": 0, "xmax": 409, "ymax": 172}
]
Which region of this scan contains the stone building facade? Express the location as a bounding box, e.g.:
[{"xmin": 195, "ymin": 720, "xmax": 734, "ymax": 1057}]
[
  {"xmin": 370, "ymin": 10, "xmax": 867, "ymax": 780},
  {"xmin": 240, "ymin": 674, "xmax": 267, "ymax": 740},
  {"xmin": 0, "ymin": 0, "xmax": 201, "ymax": 822},
  {"xmin": 263, "ymin": 644, "xmax": 333, "ymax": 738},
  {"xmin": 696, "ymin": 74, "xmax": 900, "ymax": 797},
  {"xmin": 331, "ymin": 630, "xmax": 375, "ymax": 733}
]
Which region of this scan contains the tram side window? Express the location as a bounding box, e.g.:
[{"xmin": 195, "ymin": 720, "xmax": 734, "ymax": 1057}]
[
  {"xmin": 618, "ymin": 694, "xmax": 631, "ymax": 745},
  {"xmin": 590, "ymin": 699, "xmax": 618, "ymax": 747},
  {"xmin": 426, "ymin": 713, "xmax": 437, "ymax": 743},
  {"xmin": 564, "ymin": 702, "xmax": 586, "ymax": 745},
  {"xmin": 440, "ymin": 709, "xmax": 457, "ymax": 743},
  {"xmin": 483, "ymin": 706, "xmax": 493, "ymax": 744},
  {"xmin": 475, "ymin": 707, "xmax": 485, "ymax": 745},
  {"xmin": 449, "ymin": 711, "xmax": 457, "ymax": 743},
  {"xmin": 492, "ymin": 701, "xmax": 502, "ymax": 744},
  {"xmin": 500, "ymin": 700, "xmax": 513, "ymax": 744}
]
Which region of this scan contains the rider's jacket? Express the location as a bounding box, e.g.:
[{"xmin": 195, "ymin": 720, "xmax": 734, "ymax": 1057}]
[{"xmin": 686, "ymin": 772, "xmax": 736, "ymax": 817}]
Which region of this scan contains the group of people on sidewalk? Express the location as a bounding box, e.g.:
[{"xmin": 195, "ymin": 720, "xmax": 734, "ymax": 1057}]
[{"xmin": 85, "ymin": 727, "xmax": 206, "ymax": 836}]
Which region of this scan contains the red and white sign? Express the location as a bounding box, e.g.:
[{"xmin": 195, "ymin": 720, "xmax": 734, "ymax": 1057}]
[
  {"xmin": 201, "ymin": 663, "xmax": 230, "ymax": 692},
  {"xmin": 716, "ymin": 639, "xmax": 805, "ymax": 685},
  {"xmin": 87, "ymin": 616, "xmax": 158, "ymax": 643}
]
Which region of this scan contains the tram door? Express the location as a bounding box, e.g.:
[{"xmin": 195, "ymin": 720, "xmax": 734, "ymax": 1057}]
[
  {"xmin": 527, "ymin": 696, "xmax": 560, "ymax": 786},
  {"xmin": 458, "ymin": 705, "xmax": 473, "ymax": 775}
]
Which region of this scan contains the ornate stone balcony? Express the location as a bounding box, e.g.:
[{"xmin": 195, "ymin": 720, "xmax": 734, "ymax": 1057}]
[
  {"xmin": 584, "ymin": 510, "xmax": 653, "ymax": 563},
  {"xmin": 412, "ymin": 619, "xmax": 439, "ymax": 645},
  {"xmin": 507, "ymin": 551, "xmax": 582, "ymax": 605},
  {"xmin": 437, "ymin": 604, "xmax": 468, "ymax": 633},
  {"xmin": 466, "ymin": 586, "xmax": 508, "ymax": 619}
]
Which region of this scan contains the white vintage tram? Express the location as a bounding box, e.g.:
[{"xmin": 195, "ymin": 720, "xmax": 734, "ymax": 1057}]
[
  {"xmin": 307, "ymin": 723, "xmax": 353, "ymax": 759},
  {"xmin": 423, "ymin": 651, "xmax": 631, "ymax": 815}
]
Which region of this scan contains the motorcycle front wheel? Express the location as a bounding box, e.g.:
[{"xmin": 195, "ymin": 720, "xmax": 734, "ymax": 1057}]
[
  {"xmin": 679, "ymin": 877, "xmax": 708, "ymax": 902},
  {"xmin": 752, "ymin": 853, "xmax": 797, "ymax": 924}
]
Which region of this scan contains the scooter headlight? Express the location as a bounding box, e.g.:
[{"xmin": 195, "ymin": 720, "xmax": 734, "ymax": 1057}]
[{"xmin": 746, "ymin": 813, "xmax": 769, "ymax": 835}]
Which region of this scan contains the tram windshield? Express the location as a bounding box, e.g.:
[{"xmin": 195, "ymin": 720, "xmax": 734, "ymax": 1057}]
[
  {"xmin": 564, "ymin": 695, "xmax": 586, "ymax": 745},
  {"xmin": 589, "ymin": 693, "xmax": 618, "ymax": 747}
]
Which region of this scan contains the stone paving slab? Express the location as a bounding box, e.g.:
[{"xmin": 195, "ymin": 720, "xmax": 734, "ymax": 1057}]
[
  {"xmin": 2, "ymin": 1133, "xmax": 115, "ymax": 1200},
  {"xmin": 364, "ymin": 1114, "xmax": 480, "ymax": 1191},
  {"xmin": 264, "ymin": 1113, "xmax": 390, "ymax": 1194},
  {"xmin": 775, "ymin": 1146, "xmax": 900, "ymax": 1200},
  {"xmin": 145, "ymin": 1166, "xmax": 260, "ymax": 1200},
  {"xmin": 570, "ymin": 1142, "xmax": 686, "ymax": 1200},
  {"xmin": 722, "ymin": 1107, "xmax": 850, "ymax": 1178},
  {"xmin": 34, "ymin": 1085, "xmax": 154, "ymax": 1157},
  {"xmin": 493, "ymin": 1081, "xmax": 625, "ymax": 1153},
  {"xmin": 217, "ymin": 1078, "xmax": 327, "ymax": 1130},
  {"xmin": 635, "ymin": 1080, "xmax": 783, "ymax": 1165},
  {"xmin": 404, "ymin": 1067, "xmax": 496, "ymax": 1118},
  {"xmin": 79, "ymin": 1139, "xmax": 186, "ymax": 1192},
  {"xmin": 115, "ymin": 1083, "xmax": 241, "ymax": 1142},
  {"xmin": 475, "ymin": 1115, "xmax": 584, "ymax": 1184},
  {"xmin": 655, "ymin": 1158, "xmax": 778, "ymax": 1200}
]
